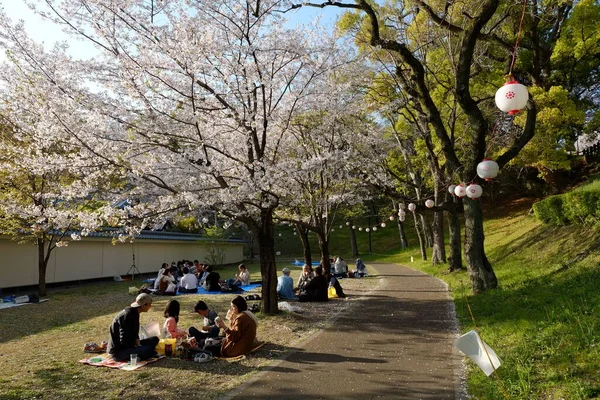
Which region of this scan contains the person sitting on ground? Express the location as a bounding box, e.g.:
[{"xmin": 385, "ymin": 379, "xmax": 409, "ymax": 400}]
[
  {"xmin": 323, "ymin": 268, "xmax": 346, "ymax": 298},
  {"xmin": 212, "ymin": 295, "xmax": 258, "ymax": 357},
  {"xmin": 198, "ymin": 264, "xmax": 209, "ymax": 286},
  {"xmin": 226, "ymin": 264, "xmax": 250, "ymax": 288},
  {"xmin": 158, "ymin": 268, "xmax": 176, "ymax": 295},
  {"xmin": 277, "ymin": 267, "xmax": 296, "ymax": 299},
  {"xmin": 298, "ymin": 266, "xmax": 328, "ymax": 302},
  {"xmin": 178, "ymin": 266, "xmax": 198, "ymax": 293},
  {"xmin": 154, "ymin": 263, "xmax": 168, "ymax": 290},
  {"xmin": 163, "ymin": 299, "xmax": 188, "ymax": 340},
  {"xmin": 188, "ymin": 300, "xmax": 220, "ymax": 344},
  {"xmin": 203, "ymin": 266, "xmax": 221, "ymax": 292},
  {"xmin": 107, "ymin": 293, "xmax": 159, "ymax": 361},
  {"xmin": 333, "ymin": 256, "xmax": 348, "ymax": 278},
  {"xmin": 169, "ymin": 265, "xmax": 180, "ymax": 283},
  {"xmin": 295, "ymin": 264, "xmax": 314, "ymax": 294},
  {"xmin": 354, "ymin": 258, "xmax": 368, "ymax": 278},
  {"xmin": 192, "ymin": 259, "xmax": 201, "ymax": 275}
]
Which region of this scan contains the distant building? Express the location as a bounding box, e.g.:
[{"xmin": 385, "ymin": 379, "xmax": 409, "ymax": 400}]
[{"xmin": 1, "ymin": 230, "xmax": 244, "ymax": 289}]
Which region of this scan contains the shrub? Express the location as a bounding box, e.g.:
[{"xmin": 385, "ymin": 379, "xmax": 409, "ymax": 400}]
[{"xmin": 534, "ymin": 188, "xmax": 600, "ymax": 226}]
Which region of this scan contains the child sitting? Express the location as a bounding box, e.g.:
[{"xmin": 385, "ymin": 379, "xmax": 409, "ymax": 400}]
[{"xmin": 163, "ymin": 299, "xmax": 188, "ymax": 339}]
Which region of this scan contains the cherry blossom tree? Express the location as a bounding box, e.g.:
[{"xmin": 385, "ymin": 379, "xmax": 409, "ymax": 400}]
[{"xmin": 0, "ymin": 0, "xmax": 355, "ymax": 312}]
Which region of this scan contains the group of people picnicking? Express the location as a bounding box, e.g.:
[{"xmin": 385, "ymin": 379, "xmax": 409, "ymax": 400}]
[
  {"xmin": 151, "ymin": 260, "xmax": 251, "ymax": 295},
  {"xmin": 107, "ymin": 293, "xmax": 258, "ymax": 362},
  {"xmin": 107, "ymin": 256, "xmax": 366, "ymax": 363},
  {"xmin": 277, "ymin": 256, "xmax": 369, "ymax": 302}
]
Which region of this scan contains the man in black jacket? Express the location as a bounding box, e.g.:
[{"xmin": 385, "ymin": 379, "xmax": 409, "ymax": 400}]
[
  {"xmin": 298, "ymin": 266, "xmax": 328, "ymax": 302},
  {"xmin": 107, "ymin": 293, "xmax": 159, "ymax": 361}
]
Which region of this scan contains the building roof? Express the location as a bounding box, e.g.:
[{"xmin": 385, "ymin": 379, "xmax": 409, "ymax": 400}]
[{"xmin": 83, "ymin": 228, "xmax": 245, "ymax": 243}]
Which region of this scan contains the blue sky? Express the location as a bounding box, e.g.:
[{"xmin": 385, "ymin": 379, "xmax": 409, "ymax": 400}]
[{"xmin": 1, "ymin": 1, "xmax": 346, "ymax": 59}]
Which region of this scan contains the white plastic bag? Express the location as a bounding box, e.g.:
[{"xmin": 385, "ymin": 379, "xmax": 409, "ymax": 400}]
[
  {"xmin": 455, "ymin": 330, "xmax": 502, "ymax": 376},
  {"xmin": 278, "ymin": 301, "xmax": 302, "ymax": 313}
]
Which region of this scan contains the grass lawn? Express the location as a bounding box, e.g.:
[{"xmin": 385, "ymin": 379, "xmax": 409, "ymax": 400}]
[{"xmin": 0, "ymin": 266, "xmax": 380, "ymax": 400}]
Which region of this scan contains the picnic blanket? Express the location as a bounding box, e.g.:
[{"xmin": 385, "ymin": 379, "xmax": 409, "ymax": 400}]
[
  {"xmin": 79, "ymin": 353, "xmax": 164, "ymax": 371},
  {"xmin": 291, "ymin": 259, "xmax": 320, "ymax": 266},
  {"xmin": 194, "ymin": 283, "xmax": 261, "ymax": 296},
  {"xmin": 0, "ymin": 299, "xmax": 49, "ymax": 310}
]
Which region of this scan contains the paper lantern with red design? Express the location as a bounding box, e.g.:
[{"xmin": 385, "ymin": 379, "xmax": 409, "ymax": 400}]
[
  {"xmin": 448, "ymin": 185, "xmax": 457, "ymax": 195},
  {"xmin": 466, "ymin": 184, "xmax": 483, "ymax": 199},
  {"xmin": 495, "ymin": 79, "xmax": 529, "ymax": 115},
  {"xmin": 454, "ymin": 184, "xmax": 466, "ymax": 198},
  {"xmin": 477, "ymin": 159, "xmax": 499, "ymax": 181},
  {"xmin": 425, "ymin": 199, "xmax": 434, "ymax": 208},
  {"xmin": 408, "ymin": 203, "xmax": 416, "ymax": 212}
]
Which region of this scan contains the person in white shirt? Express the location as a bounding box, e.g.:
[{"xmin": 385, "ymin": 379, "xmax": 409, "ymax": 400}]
[
  {"xmin": 178, "ymin": 267, "xmax": 198, "ymax": 293},
  {"xmin": 226, "ymin": 264, "xmax": 250, "ymax": 288}
]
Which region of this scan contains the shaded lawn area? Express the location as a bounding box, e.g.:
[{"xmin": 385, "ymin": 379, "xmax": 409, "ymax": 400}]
[{"xmin": 0, "ymin": 266, "xmax": 380, "ymax": 400}]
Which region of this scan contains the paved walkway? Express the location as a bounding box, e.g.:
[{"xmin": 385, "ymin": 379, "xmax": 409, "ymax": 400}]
[{"xmin": 222, "ymin": 263, "xmax": 467, "ymax": 400}]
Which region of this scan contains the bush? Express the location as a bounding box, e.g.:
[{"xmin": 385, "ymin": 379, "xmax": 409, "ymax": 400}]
[
  {"xmin": 534, "ymin": 188, "xmax": 600, "ymax": 226},
  {"xmin": 533, "ymin": 195, "xmax": 568, "ymax": 225}
]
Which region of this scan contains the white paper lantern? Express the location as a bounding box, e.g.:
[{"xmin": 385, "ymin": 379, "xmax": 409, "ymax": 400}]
[
  {"xmin": 408, "ymin": 203, "xmax": 416, "ymax": 212},
  {"xmin": 389, "ymin": 215, "xmax": 395, "ymax": 221},
  {"xmin": 454, "ymin": 184, "xmax": 466, "ymax": 198},
  {"xmin": 381, "ymin": 222, "xmax": 386, "ymax": 228},
  {"xmin": 448, "ymin": 184, "xmax": 457, "ymax": 195},
  {"xmin": 425, "ymin": 199, "xmax": 435, "ymax": 208},
  {"xmin": 276, "ymin": 251, "xmax": 281, "ymax": 256},
  {"xmin": 278, "ymin": 233, "xmax": 282, "ymax": 237},
  {"xmin": 358, "ymin": 227, "xmax": 363, "ymax": 231},
  {"xmin": 352, "ymin": 225, "xmax": 356, "ymax": 230},
  {"xmin": 293, "ymin": 232, "xmax": 297, "ymax": 235},
  {"xmin": 466, "ymin": 183, "xmax": 483, "ymax": 199},
  {"xmin": 346, "ymin": 221, "xmax": 350, "ymax": 226},
  {"xmin": 477, "ymin": 159, "xmax": 499, "ymax": 181},
  {"xmin": 495, "ymin": 79, "xmax": 529, "ymax": 115},
  {"xmin": 365, "ymin": 228, "xmax": 370, "ymax": 232},
  {"xmin": 331, "ymin": 228, "xmax": 335, "ymax": 232},
  {"xmin": 339, "ymin": 225, "xmax": 343, "ymax": 229},
  {"xmin": 373, "ymin": 227, "xmax": 377, "ymax": 231}
]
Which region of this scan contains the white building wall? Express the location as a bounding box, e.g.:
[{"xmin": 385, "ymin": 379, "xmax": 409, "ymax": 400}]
[{"xmin": 0, "ymin": 237, "xmax": 244, "ymax": 289}]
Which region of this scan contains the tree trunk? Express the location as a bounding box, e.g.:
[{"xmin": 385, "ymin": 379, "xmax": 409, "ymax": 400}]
[
  {"xmin": 397, "ymin": 220, "xmax": 408, "ymax": 249},
  {"xmin": 463, "ymin": 198, "xmax": 497, "ymax": 293},
  {"xmin": 37, "ymin": 238, "xmax": 48, "ymax": 296},
  {"xmin": 295, "ymin": 223, "xmax": 312, "ymax": 266},
  {"xmin": 412, "ymin": 211, "xmax": 427, "ymax": 261},
  {"xmin": 431, "ymin": 209, "xmax": 446, "ymax": 264},
  {"xmin": 317, "ymin": 232, "xmax": 331, "ymax": 272},
  {"xmin": 447, "ymin": 196, "xmax": 463, "ymax": 272},
  {"xmin": 348, "ymin": 219, "xmax": 359, "ymax": 257},
  {"xmin": 421, "ymin": 214, "xmax": 433, "ymax": 248},
  {"xmin": 257, "ymin": 209, "xmax": 279, "ymax": 314}
]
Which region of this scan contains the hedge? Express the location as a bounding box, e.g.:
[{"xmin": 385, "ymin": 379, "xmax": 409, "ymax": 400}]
[{"xmin": 533, "ymin": 189, "xmax": 600, "ymax": 226}]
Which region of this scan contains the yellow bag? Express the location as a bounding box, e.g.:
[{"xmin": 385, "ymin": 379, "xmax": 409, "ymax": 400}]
[
  {"xmin": 328, "ymin": 286, "xmax": 338, "ymax": 299},
  {"xmin": 155, "ymin": 338, "xmax": 177, "ymax": 356}
]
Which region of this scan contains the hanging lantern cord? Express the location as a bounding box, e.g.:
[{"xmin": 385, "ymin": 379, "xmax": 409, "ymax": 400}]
[{"xmin": 508, "ymin": 0, "xmax": 528, "ymax": 77}]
